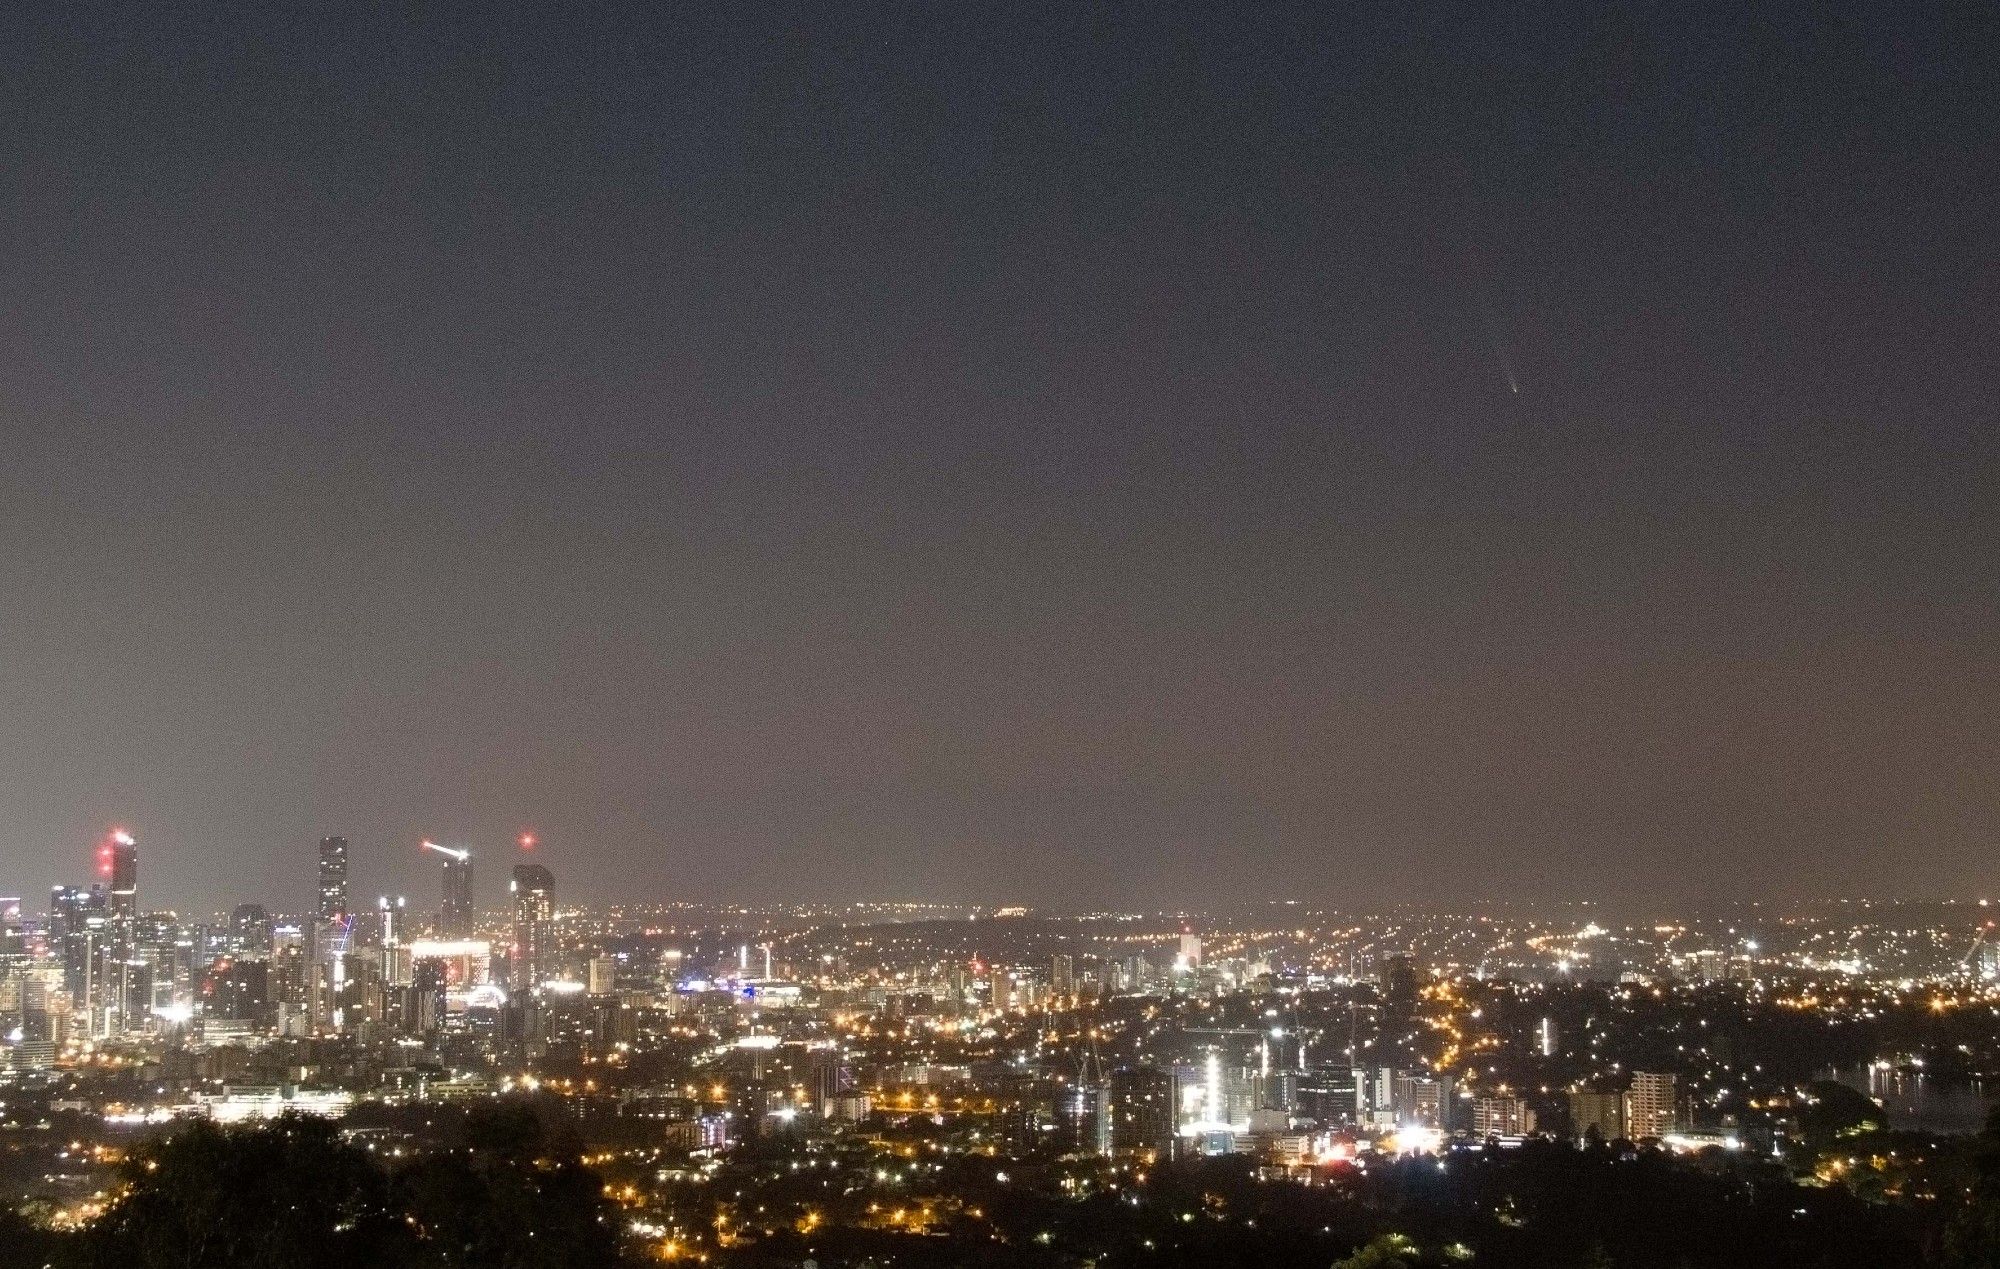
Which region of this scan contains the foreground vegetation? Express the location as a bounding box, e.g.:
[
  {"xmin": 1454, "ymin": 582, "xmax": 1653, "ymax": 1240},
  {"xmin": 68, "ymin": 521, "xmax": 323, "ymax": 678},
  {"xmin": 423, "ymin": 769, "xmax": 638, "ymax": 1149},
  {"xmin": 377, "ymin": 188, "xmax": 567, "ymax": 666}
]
[
  {"xmin": 0, "ymin": 1106, "xmax": 623, "ymax": 1268},
  {"xmin": 11, "ymin": 1101, "xmax": 2000, "ymax": 1267}
]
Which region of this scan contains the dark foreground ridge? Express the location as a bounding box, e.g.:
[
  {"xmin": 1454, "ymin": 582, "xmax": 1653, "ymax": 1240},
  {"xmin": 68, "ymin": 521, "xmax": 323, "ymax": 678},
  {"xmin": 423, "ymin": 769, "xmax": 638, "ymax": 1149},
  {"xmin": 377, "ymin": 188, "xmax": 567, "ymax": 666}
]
[{"xmin": 16, "ymin": 1099, "xmax": 2000, "ymax": 1268}]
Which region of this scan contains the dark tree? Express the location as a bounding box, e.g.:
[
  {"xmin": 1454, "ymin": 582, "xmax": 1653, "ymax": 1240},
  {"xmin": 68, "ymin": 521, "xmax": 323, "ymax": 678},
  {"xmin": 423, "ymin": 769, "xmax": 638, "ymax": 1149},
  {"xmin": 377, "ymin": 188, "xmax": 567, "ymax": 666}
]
[
  {"xmin": 1944, "ymin": 1104, "xmax": 2000, "ymax": 1268},
  {"xmin": 1798, "ymin": 1081, "xmax": 1890, "ymax": 1155},
  {"xmin": 395, "ymin": 1102, "xmax": 623, "ymax": 1268},
  {"xmin": 67, "ymin": 1114, "xmax": 406, "ymax": 1269}
]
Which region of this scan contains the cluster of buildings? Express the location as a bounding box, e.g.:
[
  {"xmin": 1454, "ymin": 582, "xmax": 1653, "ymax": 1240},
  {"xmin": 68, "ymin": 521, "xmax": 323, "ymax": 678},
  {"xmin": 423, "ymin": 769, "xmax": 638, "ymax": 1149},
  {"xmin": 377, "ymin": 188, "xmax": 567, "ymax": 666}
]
[{"xmin": 0, "ymin": 830, "xmax": 570, "ymax": 1066}]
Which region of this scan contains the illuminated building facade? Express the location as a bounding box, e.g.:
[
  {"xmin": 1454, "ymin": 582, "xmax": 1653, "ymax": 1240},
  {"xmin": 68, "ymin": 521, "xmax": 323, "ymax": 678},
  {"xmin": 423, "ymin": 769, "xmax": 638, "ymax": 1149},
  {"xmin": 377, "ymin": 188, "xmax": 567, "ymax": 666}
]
[
  {"xmin": 510, "ymin": 864, "xmax": 554, "ymax": 992},
  {"xmin": 441, "ymin": 853, "xmax": 473, "ymax": 936},
  {"xmin": 106, "ymin": 831, "xmax": 137, "ymax": 922},
  {"xmin": 1471, "ymin": 1096, "xmax": 1534, "ymax": 1138},
  {"xmin": 317, "ymin": 837, "xmax": 349, "ymax": 921},
  {"xmin": 1626, "ymin": 1071, "xmax": 1679, "ymax": 1139},
  {"xmin": 1108, "ymin": 1065, "xmax": 1175, "ymax": 1158}
]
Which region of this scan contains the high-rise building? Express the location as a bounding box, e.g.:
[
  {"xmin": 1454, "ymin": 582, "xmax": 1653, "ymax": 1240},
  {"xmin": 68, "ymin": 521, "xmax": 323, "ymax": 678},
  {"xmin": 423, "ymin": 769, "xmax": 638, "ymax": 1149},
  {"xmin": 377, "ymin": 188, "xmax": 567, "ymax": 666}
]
[
  {"xmin": 104, "ymin": 831, "xmax": 137, "ymax": 922},
  {"xmin": 1061, "ymin": 1042, "xmax": 1111, "ymax": 1154},
  {"xmin": 1472, "ymin": 1096, "xmax": 1535, "ymax": 1138},
  {"xmin": 50, "ymin": 884, "xmax": 106, "ymax": 1013},
  {"xmin": 587, "ymin": 955, "xmax": 616, "ymax": 996},
  {"xmin": 441, "ymin": 853, "xmax": 473, "ymax": 936},
  {"xmin": 377, "ymin": 896, "xmax": 409, "ymax": 986},
  {"xmin": 1626, "ymin": 1071, "xmax": 1678, "ymax": 1139},
  {"xmin": 202, "ymin": 957, "xmax": 271, "ymax": 1024},
  {"xmin": 309, "ymin": 837, "xmax": 354, "ymax": 1034},
  {"xmin": 1050, "ymin": 954, "xmax": 1074, "ymax": 997},
  {"xmin": 421, "ymin": 840, "xmax": 476, "ymax": 936},
  {"xmin": 1391, "ymin": 1070, "xmax": 1454, "ymax": 1128},
  {"xmin": 1691, "ymin": 949, "xmax": 1726, "ymax": 985},
  {"xmin": 317, "ymin": 837, "xmax": 349, "ymax": 921},
  {"xmin": 92, "ymin": 831, "xmax": 141, "ymax": 1036},
  {"xmin": 1296, "ymin": 1066, "xmax": 1365, "ymax": 1126},
  {"xmin": 1177, "ymin": 932, "xmax": 1203, "ymax": 972},
  {"xmin": 1537, "ymin": 1015, "xmax": 1559, "ymax": 1057},
  {"xmin": 1378, "ymin": 953, "xmax": 1418, "ymax": 1002},
  {"xmin": 230, "ymin": 904, "xmax": 273, "ymax": 957},
  {"xmin": 1108, "ymin": 1065, "xmax": 1176, "ymax": 1158},
  {"xmin": 510, "ymin": 864, "xmax": 555, "ymax": 992},
  {"xmin": 1570, "ymin": 1089, "xmax": 1625, "ymax": 1141},
  {"xmin": 809, "ymin": 1051, "xmax": 855, "ymax": 1117}
]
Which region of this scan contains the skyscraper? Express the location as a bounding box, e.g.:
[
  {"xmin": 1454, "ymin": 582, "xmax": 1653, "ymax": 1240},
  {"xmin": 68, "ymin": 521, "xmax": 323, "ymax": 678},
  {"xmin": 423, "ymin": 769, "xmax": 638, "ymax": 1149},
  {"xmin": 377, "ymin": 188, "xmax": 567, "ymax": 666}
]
[
  {"xmin": 317, "ymin": 837, "xmax": 349, "ymax": 921},
  {"xmin": 311, "ymin": 837, "xmax": 353, "ymax": 1035},
  {"xmin": 104, "ymin": 830, "xmax": 137, "ymax": 922},
  {"xmin": 96, "ymin": 831, "xmax": 141, "ymax": 1036},
  {"xmin": 1050, "ymin": 953, "xmax": 1075, "ymax": 997},
  {"xmin": 510, "ymin": 863, "xmax": 554, "ymax": 992},
  {"xmin": 230, "ymin": 904, "xmax": 273, "ymax": 957},
  {"xmin": 1378, "ymin": 953, "xmax": 1419, "ymax": 1002},
  {"xmin": 1178, "ymin": 931, "xmax": 1202, "ymax": 970},
  {"xmin": 50, "ymin": 884, "xmax": 106, "ymax": 1012},
  {"xmin": 420, "ymin": 840, "xmax": 475, "ymax": 936},
  {"xmin": 1108, "ymin": 1065, "xmax": 1176, "ymax": 1158}
]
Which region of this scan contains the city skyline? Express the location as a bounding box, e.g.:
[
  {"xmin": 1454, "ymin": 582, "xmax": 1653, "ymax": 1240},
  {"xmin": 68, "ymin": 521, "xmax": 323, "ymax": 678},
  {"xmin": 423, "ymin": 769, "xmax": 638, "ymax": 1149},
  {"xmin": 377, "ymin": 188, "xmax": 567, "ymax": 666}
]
[{"xmin": 18, "ymin": 817, "xmax": 2000, "ymax": 918}]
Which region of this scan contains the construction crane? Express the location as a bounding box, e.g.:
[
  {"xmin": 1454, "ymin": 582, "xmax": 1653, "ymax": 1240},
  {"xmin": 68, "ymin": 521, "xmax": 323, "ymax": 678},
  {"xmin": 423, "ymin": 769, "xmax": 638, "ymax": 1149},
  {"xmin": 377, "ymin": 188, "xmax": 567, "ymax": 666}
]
[{"xmin": 421, "ymin": 839, "xmax": 470, "ymax": 862}]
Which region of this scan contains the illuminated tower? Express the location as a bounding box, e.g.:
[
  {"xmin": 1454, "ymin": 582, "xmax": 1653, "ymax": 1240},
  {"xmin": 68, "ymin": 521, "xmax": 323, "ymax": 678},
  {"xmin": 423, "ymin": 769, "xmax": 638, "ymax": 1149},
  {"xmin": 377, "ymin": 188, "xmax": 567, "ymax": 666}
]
[
  {"xmin": 310, "ymin": 837, "xmax": 353, "ymax": 1034},
  {"xmin": 50, "ymin": 884, "xmax": 106, "ymax": 1012},
  {"xmin": 91, "ymin": 831, "xmax": 140, "ymax": 1036},
  {"xmin": 1177, "ymin": 931, "xmax": 1202, "ymax": 971},
  {"xmin": 105, "ymin": 830, "xmax": 137, "ymax": 922},
  {"xmin": 423, "ymin": 841, "xmax": 475, "ymax": 937},
  {"xmin": 510, "ymin": 864, "xmax": 554, "ymax": 992},
  {"xmin": 377, "ymin": 895, "xmax": 408, "ymax": 986},
  {"xmin": 317, "ymin": 837, "xmax": 349, "ymax": 921}
]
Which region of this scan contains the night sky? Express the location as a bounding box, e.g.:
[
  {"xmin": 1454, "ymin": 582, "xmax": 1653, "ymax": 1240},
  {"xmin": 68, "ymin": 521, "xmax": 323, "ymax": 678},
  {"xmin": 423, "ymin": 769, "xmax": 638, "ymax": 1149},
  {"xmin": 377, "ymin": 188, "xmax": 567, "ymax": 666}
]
[{"xmin": 1, "ymin": 4, "xmax": 1994, "ymax": 913}]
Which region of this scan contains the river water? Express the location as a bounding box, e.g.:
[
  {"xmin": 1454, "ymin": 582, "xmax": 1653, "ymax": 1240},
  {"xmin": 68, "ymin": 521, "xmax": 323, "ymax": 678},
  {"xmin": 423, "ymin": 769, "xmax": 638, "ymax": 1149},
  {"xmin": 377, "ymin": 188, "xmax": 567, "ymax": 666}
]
[{"xmin": 1830, "ymin": 1065, "xmax": 1994, "ymax": 1135}]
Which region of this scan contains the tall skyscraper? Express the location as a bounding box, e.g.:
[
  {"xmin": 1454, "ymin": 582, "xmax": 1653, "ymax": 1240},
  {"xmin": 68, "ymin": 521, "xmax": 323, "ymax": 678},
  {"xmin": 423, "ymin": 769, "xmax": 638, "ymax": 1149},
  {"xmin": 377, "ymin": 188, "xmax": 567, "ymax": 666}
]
[
  {"xmin": 317, "ymin": 837, "xmax": 350, "ymax": 921},
  {"xmin": 94, "ymin": 831, "xmax": 141, "ymax": 1037},
  {"xmin": 510, "ymin": 864, "xmax": 554, "ymax": 991},
  {"xmin": 50, "ymin": 884, "xmax": 106, "ymax": 1011},
  {"xmin": 104, "ymin": 830, "xmax": 137, "ymax": 922},
  {"xmin": 423, "ymin": 841, "xmax": 475, "ymax": 937}
]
